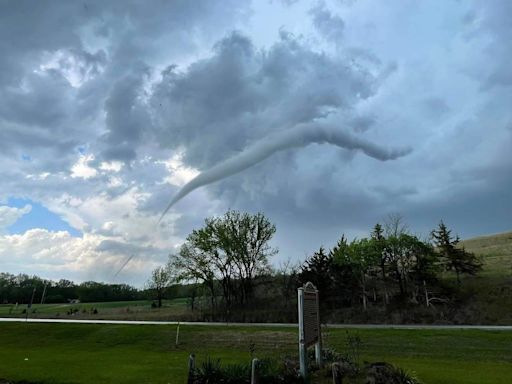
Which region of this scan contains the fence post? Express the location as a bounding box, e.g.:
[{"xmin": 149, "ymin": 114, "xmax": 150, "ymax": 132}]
[
  {"xmin": 251, "ymin": 358, "xmax": 259, "ymax": 384},
  {"xmin": 332, "ymin": 362, "xmax": 342, "ymax": 384},
  {"xmin": 187, "ymin": 353, "xmax": 195, "ymax": 384}
]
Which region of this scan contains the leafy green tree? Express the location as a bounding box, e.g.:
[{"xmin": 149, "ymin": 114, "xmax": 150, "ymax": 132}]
[
  {"xmin": 431, "ymin": 221, "xmax": 482, "ymax": 285},
  {"xmin": 169, "ymin": 210, "xmax": 277, "ymax": 315},
  {"xmin": 384, "ymin": 233, "xmax": 436, "ymax": 299},
  {"xmin": 334, "ymin": 238, "xmax": 379, "ymax": 311},
  {"xmin": 170, "ymin": 242, "xmax": 217, "ymax": 309},
  {"xmin": 146, "ymin": 266, "xmax": 172, "ymax": 308}
]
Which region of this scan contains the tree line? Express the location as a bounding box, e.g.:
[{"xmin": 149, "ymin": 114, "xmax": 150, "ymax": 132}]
[
  {"xmin": 0, "ymin": 274, "xmax": 141, "ymax": 304},
  {"xmin": 298, "ymin": 217, "xmax": 482, "ymax": 314},
  {"xmin": 157, "ymin": 211, "xmax": 482, "ymax": 322},
  {"xmin": 1, "ymin": 210, "xmax": 483, "ymax": 324}
]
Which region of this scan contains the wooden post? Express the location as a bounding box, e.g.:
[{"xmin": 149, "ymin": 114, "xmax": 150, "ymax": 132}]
[
  {"xmin": 315, "ymin": 289, "xmax": 322, "ymax": 368},
  {"xmin": 251, "ymin": 358, "xmax": 259, "ymax": 384},
  {"xmin": 175, "ymin": 322, "xmax": 180, "ymax": 347},
  {"xmin": 423, "ymin": 280, "xmax": 430, "ymax": 307},
  {"xmin": 297, "ymin": 287, "xmax": 307, "ymax": 380},
  {"xmin": 187, "ymin": 353, "xmax": 195, "ymax": 384},
  {"xmin": 332, "ymin": 362, "xmax": 342, "ymax": 384}
]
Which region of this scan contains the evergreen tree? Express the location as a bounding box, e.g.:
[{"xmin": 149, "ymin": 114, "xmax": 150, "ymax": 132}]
[{"xmin": 431, "ymin": 221, "xmax": 482, "ymax": 285}]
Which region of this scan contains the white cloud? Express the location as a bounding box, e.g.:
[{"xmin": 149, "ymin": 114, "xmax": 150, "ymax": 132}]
[
  {"xmin": 0, "ymin": 228, "xmax": 163, "ymax": 286},
  {"xmin": 157, "ymin": 152, "xmax": 200, "ymax": 187},
  {"xmin": 70, "ymin": 154, "xmax": 98, "ymax": 179},
  {"xmin": 99, "ymin": 161, "xmax": 124, "ymax": 173},
  {"xmin": 0, "ymin": 204, "xmax": 32, "ymax": 231}
]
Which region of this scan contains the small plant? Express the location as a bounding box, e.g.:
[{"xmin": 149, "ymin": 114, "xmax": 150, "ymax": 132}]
[
  {"xmin": 366, "ymin": 362, "xmax": 422, "ymax": 384},
  {"xmin": 248, "ymin": 339, "xmax": 256, "ymax": 359},
  {"xmin": 193, "ymin": 356, "xmax": 224, "ymax": 383},
  {"xmin": 394, "ymin": 366, "xmax": 422, "ymax": 384},
  {"xmin": 345, "ymin": 331, "xmax": 363, "ymax": 367}
]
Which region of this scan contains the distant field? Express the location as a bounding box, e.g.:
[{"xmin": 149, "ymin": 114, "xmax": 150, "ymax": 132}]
[
  {"xmin": 461, "ymin": 231, "xmax": 512, "ymax": 276},
  {"xmin": 0, "ymin": 323, "xmax": 510, "ymax": 384},
  {"xmin": 0, "ymin": 298, "xmax": 190, "ymax": 321}
]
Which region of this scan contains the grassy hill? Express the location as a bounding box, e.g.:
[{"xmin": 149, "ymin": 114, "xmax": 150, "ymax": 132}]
[{"xmin": 461, "ymin": 231, "xmax": 512, "ymax": 276}]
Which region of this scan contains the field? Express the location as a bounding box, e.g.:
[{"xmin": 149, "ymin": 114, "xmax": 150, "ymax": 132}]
[
  {"xmin": 0, "ymin": 299, "xmax": 190, "ymax": 321},
  {"xmin": 461, "ymin": 231, "xmax": 512, "ymax": 277},
  {"xmin": 0, "ymin": 322, "xmax": 511, "ymax": 384}
]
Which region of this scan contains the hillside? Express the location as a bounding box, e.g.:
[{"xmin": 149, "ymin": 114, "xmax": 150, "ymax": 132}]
[{"xmin": 461, "ymin": 231, "xmax": 512, "ymax": 276}]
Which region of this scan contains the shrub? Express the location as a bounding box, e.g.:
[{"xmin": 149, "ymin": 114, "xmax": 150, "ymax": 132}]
[{"xmin": 366, "ymin": 362, "xmax": 421, "ymax": 384}]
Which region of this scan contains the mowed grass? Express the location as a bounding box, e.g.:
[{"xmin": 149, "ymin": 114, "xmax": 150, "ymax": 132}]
[{"xmin": 0, "ymin": 323, "xmax": 511, "ymax": 384}]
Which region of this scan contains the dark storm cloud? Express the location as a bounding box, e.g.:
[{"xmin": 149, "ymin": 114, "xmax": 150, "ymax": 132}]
[
  {"xmin": 2, "ymin": 0, "xmax": 512, "ymax": 284},
  {"xmin": 160, "ymin": 123, "xmax": 411, "ymax": 218},
  {"xmin": 474, "ymin": 0, "xmax": 512, "ymax": 90},
  {"xmin": 0, "ymin": 0, "xmax": 250, "ymax": 185},
  {"xmin": 151, "ymin": 30, "xmax": 383, "ymax": 169},
  {"xmin": 100, "ymin": 71, "xmax": 152, "ymax": 162}
]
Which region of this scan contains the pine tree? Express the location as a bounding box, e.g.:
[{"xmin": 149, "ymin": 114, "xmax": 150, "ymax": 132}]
[{"xmin": 431, "ymin": 221, "xmax": 482, "ymax": 285}]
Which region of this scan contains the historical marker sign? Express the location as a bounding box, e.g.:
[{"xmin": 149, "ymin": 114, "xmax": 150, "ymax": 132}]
[
  {"xmin": 298, "ymin": 282, "xmax": 322, "ymax": 380},
  {"xmin": 303, "ymin": 288, "xmax": 320, "ymax": 347}
]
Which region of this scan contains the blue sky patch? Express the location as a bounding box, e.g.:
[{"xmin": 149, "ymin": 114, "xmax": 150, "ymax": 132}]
[{"xmin": 7, "ymin": 197, "xmax": 81, "ymax": 237}]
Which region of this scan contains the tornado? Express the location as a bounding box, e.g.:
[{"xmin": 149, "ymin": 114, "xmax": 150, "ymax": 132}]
[
  {"xmin": 114, "ymin": 254, "xmax": 134, "ymax": 278},
  {"xmin": 160, "ymin": 123, "xmax": 411, "ymax": 221}
]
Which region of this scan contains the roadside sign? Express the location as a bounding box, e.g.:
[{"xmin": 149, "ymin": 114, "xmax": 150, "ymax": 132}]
[{"xmin": 298, "ymin": 282, "xmax": 322, "ymax": 380}]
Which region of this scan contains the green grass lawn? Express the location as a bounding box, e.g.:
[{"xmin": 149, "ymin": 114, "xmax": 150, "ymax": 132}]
[{"xmin": 0, "ymin": 323, "xmax": 511, "ymax": 384}]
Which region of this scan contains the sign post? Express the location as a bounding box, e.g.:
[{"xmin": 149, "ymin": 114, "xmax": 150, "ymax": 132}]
[{"xmin": 298, "ymin": 282, "xmax": 322, "ymax": 380}]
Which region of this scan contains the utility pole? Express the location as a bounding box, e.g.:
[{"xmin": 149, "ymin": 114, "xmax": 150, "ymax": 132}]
[
  {"xmin": 26, "ymin": 287, "xmax": 36, "ymax": 322},
  {"xmin": 40, "ymin": 282, "xmax": 48, "ymax": 305}
]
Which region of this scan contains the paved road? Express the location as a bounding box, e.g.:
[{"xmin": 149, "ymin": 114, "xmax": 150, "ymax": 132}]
[{"xmin": 1, "ymin": 317, "xmax": 511, "ymax": 330}]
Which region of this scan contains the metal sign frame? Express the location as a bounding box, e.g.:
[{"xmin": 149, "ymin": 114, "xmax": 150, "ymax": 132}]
[{"xmin": 298, "ymin": 282, "xmax": 322, "ymax": 380}]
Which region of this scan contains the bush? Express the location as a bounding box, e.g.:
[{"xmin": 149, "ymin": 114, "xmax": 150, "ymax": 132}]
[{"xmin": 366, "ymin": 362, "xmax": 421, "ymax": 384}]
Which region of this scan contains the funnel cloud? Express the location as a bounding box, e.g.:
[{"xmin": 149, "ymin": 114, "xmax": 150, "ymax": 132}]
[{"xmin": 160, "ymin": 123, "xmax": 411, "ymax": 220}]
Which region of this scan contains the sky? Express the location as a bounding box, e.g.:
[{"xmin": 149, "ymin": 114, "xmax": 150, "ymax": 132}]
[{"xmin": 0, "ymin": 0, "xmax": 511, "ymax": 286}]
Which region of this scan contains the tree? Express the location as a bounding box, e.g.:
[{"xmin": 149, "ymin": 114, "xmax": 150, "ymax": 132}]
[
  {"xmin": 212, "ymin": 210, "xmax": 277, "ymax": 305},
  {"xmin": 371, "ymin": 223, "xmax": 389, "ymax": 304},
  {"xmin": 431, "ymin": 221, "xmax": 482, "ymax": 285},
  {"xmin": 334, "ymin": 239, "xmax": 379, "ymax": 311},
  {"xmin": 169, "ymin": 210, "xmax": 277, "ymax": 316},
  {"xmin": 276, "ymin": 258, "xmax": 299, "ymax": 311},
  {"xmin": 299, "ymin": 246, "xmax": 334, "ymax": 300},
  {"xmin": 146, "ymin": 266, "xmax": 172, "ymax": 308}
]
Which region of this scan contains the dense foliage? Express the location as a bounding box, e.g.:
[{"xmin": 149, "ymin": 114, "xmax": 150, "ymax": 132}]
[{"xmin": 0, "ymin": 273, "xmax": 140, "ymax": 304}]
